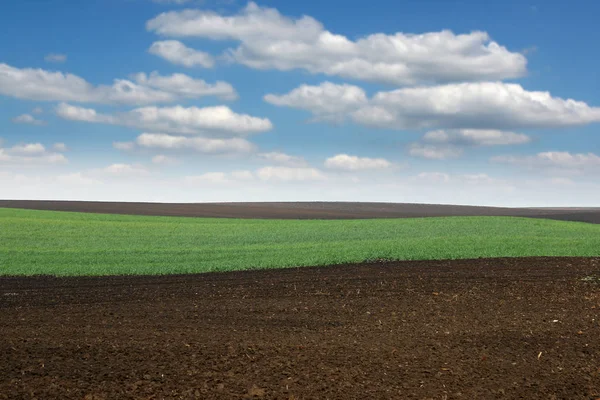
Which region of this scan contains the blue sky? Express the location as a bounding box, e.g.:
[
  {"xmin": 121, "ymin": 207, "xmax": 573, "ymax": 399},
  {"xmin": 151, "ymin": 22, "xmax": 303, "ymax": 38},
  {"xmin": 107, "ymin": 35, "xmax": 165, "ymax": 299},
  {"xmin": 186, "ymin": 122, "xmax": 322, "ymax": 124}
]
[{"xmin": 1, "ymin": 0, "xmax": 599, "ymax": 205}]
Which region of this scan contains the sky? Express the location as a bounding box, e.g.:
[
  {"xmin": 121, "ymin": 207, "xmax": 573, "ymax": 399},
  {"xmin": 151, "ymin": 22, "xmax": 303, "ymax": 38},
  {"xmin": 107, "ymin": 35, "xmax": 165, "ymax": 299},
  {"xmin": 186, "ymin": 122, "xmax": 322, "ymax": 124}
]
[{"xmin": 1, "ymin": 0, "xmax": 599, "ymax": 206}]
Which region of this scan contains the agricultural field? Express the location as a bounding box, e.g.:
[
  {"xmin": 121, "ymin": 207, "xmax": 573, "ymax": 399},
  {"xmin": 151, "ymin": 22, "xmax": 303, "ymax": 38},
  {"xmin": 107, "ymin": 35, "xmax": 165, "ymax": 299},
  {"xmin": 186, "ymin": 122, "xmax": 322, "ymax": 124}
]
[
  {"xmin": 1, "ymin": 207, "xmax": 600, "ymax": 276},
  {"xmin": 1, "ymin": 203, "xmax": 600, "ymax": 399}
]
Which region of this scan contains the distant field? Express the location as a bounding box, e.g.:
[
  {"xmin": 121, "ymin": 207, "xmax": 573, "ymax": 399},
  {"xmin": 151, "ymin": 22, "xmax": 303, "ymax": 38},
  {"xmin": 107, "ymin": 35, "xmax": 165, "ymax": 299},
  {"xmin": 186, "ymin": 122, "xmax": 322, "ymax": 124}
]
[
  {"xmin": 1, "ymin": 207, "xmax": 599, "ymax": 276},
  {"xmin": 1, "ymin": 199, "xmax": 599, "ymax": 223}
]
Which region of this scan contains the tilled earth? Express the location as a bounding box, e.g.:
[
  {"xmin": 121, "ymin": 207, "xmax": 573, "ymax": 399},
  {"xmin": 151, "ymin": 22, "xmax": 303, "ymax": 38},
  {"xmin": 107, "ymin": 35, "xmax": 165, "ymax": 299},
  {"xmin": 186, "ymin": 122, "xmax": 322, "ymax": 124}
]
[{"xmin": 1, "ymin": 257, "xmax": 600, "ymax": 399}]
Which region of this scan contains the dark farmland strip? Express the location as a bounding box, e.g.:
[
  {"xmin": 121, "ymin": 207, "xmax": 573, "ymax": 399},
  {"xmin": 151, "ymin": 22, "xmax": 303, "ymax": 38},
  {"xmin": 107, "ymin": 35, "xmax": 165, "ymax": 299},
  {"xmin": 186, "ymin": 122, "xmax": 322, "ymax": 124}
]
[
  {"xmin": 1, "ymin": 257, "xmax": 600, "ymax": 399},
  {"xmin": 1, "ymin": 200, "xmax": 599, "ymax": 223}
]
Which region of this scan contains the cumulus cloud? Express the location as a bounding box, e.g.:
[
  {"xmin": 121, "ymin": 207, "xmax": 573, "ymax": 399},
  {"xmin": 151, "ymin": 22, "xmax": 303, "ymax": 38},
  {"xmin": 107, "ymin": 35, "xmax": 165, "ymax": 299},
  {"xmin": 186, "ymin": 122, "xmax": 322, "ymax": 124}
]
[
  {"xmin": 409, "ymin": 129, "xmax": 531, "ymax": 159},
  {"xmin": 257, "ymin": 152, "xmax": 307, "ymax": 167},
  {"xmin": 267, "ymin": 82, "xmax": 600, "ymax": 130},
  {"xmin": 136, "ymin": 132, "xmax": 256, "ymax": 153},
  {"xmin": 132, "ymin": 71, "xmax": 237, "ymax": 100},
  {"xmin": 0, "ymin": 142, "xmax": 68, "ymax": 165},
  {"xmin": 0, "ymin": 63, "xmax": 234, "ymax": 105},
  {"xmin": 256, "ymin": 166, "xmax": 326, "ymax": 181},
  {"xmin": 149, "ymin": 40, "xmax": 215, "ymax": 68},
  {"xmin": 264, "ymin": 82, "xmax": 367, "ymax": 121},
  {"xmin": 408, "ymin": 144, "xmax": 464, "ymax": 160},
  {"xmin": 12, "ymin": 113, "xmax": 46, "ymax": 126},
  {"xmin": 422, "ymin": 129, "xmax": 530, "ymax": 146},
  {"xmin": 355, "ymin": 82, "xmax": 600, "ymax": 130},
  {"xmin": 324, "ymin": 154, "xmax": 392, "ymax": 171},
  {"xmin": 147, "ymin": 2, "xmax": 526, "ymax": 85},
  {"xmin": 44, "ymin": 53, "xmax": 67, "ymax": 63},
  {"xmin": 56, "ymin": 103, "xmax": 272, "ymax": 137},
  {"xmin": 492, "ymin": 151, "xmax": 600, "ymax": 173}
]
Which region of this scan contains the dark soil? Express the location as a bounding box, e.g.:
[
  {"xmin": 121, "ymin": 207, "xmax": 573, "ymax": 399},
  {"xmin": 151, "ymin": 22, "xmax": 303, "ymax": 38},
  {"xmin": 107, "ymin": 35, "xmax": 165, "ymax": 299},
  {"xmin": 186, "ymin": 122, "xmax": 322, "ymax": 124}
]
[
  {"xmin": 2, "ymin": 257, "xmax": 600, "ymax": 399},
  {"xmin": 1, "ymin": 200, "xmax": 599, "ymax": 223}
]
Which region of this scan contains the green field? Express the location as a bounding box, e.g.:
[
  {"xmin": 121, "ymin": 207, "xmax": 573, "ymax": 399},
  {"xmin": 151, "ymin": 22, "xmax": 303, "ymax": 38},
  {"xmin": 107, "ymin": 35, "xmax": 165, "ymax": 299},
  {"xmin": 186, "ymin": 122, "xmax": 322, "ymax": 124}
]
[{"xmin": 1, "ymin": 207, "xmax": 599, "ymax": 276}]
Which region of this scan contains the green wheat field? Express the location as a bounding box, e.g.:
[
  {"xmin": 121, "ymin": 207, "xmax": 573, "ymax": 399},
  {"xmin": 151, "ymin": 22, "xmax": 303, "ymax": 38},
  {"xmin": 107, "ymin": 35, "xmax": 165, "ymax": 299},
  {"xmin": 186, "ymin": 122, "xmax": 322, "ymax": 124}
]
[{"xmin": 1, "ymin": 207, "xmax": 599, "ymax": 276}]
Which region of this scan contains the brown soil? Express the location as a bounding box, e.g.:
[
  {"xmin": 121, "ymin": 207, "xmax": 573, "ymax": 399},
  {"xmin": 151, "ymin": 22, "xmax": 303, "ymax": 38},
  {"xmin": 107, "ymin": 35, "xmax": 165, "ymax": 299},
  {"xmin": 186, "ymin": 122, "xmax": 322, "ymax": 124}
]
[
  {"xmin": 2, "ymin": 257, "xmax": 600, "ymax": 399},
  {"xmin": 1, "ymin": 200, "xmax": 599, "ymax": 224}
]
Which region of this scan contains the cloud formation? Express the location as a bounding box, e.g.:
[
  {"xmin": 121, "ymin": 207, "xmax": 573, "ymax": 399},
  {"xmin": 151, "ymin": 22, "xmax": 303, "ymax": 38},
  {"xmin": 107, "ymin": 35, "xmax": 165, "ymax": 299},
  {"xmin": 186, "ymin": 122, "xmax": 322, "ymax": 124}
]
[
  {"xmin": 257, "ymin": 152, "xmax": 308, "ymax": 167},
  {"xmin": 265, "ymin": 82, "xmax": 367, "ymax": 121},
  {"xmin": 409, "ymin": 129, "xmax": 531, "ymax": 159},
  {"xmin": 132, "ymin": 71, "xmax": 237, "ymax": 100},
  {"xmin": 0, "ymin": 141, "xmax": 68, "ymax": 165},
  {"xmin": 12, "ymin": 113, "xmax": 46, "ymax": 126},
  {"xmin": 56, "ymin": 103, "xmax": 272, "ymax": 137},
  {"xmin": 266, "ymin": 82, "xmax": 600, "ymax": 130},
  {"xmin": 0, "ymin": 63, "xmax": 235, "ymax": 105},
  {"xmin": 149, "ymin": 40, "xmax": 215, "ymax": 68},
  {"xmin": 135, "ymin": 132, "xmax": 256, "ymax": 154},
  {"xmin": 147, "ymin": 2, "xmax": 526, "ymax": 85},
  {"xmin": 324, "ymin": 154, "xmax": 392, "ymax": 171}
]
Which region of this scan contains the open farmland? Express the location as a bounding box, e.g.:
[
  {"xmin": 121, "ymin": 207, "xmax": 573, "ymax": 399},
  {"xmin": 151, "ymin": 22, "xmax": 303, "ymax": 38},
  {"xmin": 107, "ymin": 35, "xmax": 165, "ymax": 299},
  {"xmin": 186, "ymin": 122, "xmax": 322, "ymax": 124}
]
[
  {"xmin": 1, "ymin": 207, "xmax": 600, "ymax": 276},
  {"xmin": 2, "ymin": 258, "xmax": 600, "ymax": 399},
  {"xmin": 2, "ymin": 204, "xmax": 600, "ymax": 399}
]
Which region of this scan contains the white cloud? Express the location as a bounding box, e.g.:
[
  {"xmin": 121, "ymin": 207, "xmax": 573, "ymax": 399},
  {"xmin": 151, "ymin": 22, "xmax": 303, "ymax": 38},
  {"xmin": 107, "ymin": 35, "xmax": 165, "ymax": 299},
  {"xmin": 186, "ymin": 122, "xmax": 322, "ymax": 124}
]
[
  {"xmin": 267, "ymin": 81, "xmax": 600, "ymax": 130},
  {"xmin": 492, "ymin": 151, "xmax": 600, "ymax": 173},
  {"xmin": 53, "ymin": 143, "xmax": 68, "ymax": 152},
  {"xmin": 256, "ymin": 166, "xmax": 326, "ymax": 182},
  {"xmin": 132, "ymin": 71, "xmax": 237, "ymax": 100},
  {"xmin": 409, "ymin": 129, "xmax": 530, "ymax": 159},
  {"xmin": 56, "ymin": 103, "xmax": 272, "ymax": 137},
  {"xmin": 408, "ymin": 144, "xmax": 464, "ymax": 160},
  {"xmin": 257, "ymin": 151, "xmax": 307, "ymax": 167},
  {"xmin": 136, "ymin": 132, "xmax": 256, "ymax": 153},
  {"xmin": 147, "ymin": 3, "xmax": 526, "ymax": 85},
  {"xmin": 8, "ymin": 143, "xmax": 46, "ymax": 155},
  {"xmin": 56, "ymin": 103, "xmax": 112, "ymax": 123},
  {"xmin": 324, "ymin": 154, "xmax": 392, "ymax": 171},
  {"xmin": 149, "ymin": 40, "xmax": 215, "ymax": 68},
  {"xmin": 0, "ymin": 63, "xmax": 232, "ymax": 105},
  {"xmin": 32, "ymin": 107, "xmax": 44, "ymax": 114},
  {"xmin": 422, "ymin": 129, "xmax": 530, "ymax": 146},
  {"xmin": 264, "ymin": 82, "xmax": 367, "ymax": 121},
  {"xmin": 12, "ymin": 113, "xmax": 46, "ymax": 126},
  {"xmin": 354, "ymin": 82, "xmax": 600, "ymax": 130},
  {"xmin": 44, "ymin": 53, "xmax": 67, "ymax": 63},
  {"xmin": 0, "ymin": 63, "xmax": 176, "ymax": 105},
  {"xmin": 0, "ymin": 142, "xmax": 68, "ymax": 165}
]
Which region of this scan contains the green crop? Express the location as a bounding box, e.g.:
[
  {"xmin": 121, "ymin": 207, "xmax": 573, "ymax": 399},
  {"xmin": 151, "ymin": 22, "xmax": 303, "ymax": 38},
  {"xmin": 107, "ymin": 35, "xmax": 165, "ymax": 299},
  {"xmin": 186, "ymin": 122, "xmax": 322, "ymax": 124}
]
[{"xmin": 1, "ymin": 208, "xmax": 599, "ymax": 276}]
